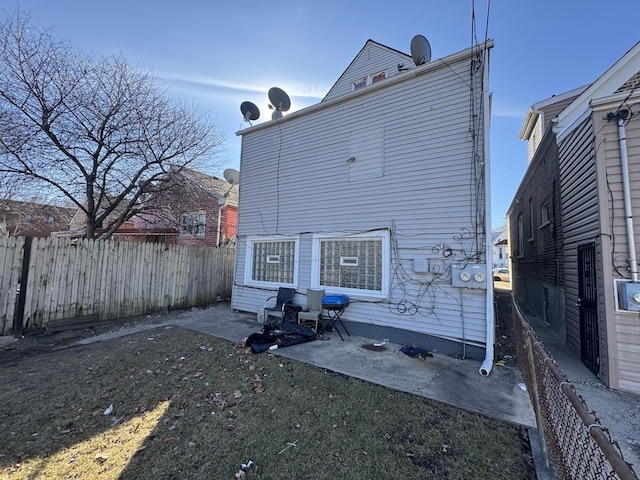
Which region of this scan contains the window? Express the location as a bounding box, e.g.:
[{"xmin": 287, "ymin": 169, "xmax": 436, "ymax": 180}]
[
  {"xmin": 371, "ymin": 70, "xmax": 386, "ymax": 84},
  {"xmin": 246, "ymin": 237, "xmax": 298, "ymax": 286},
  {"xmin": 528, "ymin": 198, "xmax": 534, "ymax": 240},
  {"xmin": 47, "ymin": 216, "xmax": 55, "ymax": 225},
  {"xmin": 311, "ymin": 231, "xmax": 389, "ymax": 297},
  {"xmin": 352, "ymin": 70, "xmax": 388, "ymax": 91},
  {"xmin": 540, "ymin": 204, "xmax": 550, "ymax": 226},
  {"xmin": 352, "ymin": 76, "xmax": 367, "ymax": 91},
  {"xmin": 517, "ymin": 215, "xmax": 524, "ymax": 257},
  {"xmin": 24, "ymin": 215, "xmax": 32, "ymax": 224},
  {"xmin": 181, "ymin": 212, "xmax": 206, "ymax": 237}
]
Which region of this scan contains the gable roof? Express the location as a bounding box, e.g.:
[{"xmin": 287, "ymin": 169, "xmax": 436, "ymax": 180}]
[
  {"xmin": 322, "ymin": 39, "xmax": 412, "ymax": 102},
  {"xmin": 519, "ymin": 85, "xmax": 588, "ymax": 141},
  {"xmin": 553, "ymin": 41, "xmax": 640, "ymax": 142},
  {"xmin": 180, "ymin": 168, "xmax": 238, "ymax": 206}
]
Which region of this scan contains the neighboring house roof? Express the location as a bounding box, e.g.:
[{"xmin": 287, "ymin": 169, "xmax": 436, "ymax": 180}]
[
  {"xmin": 553, "ymin": 41, "xmax": 640, "ymax": 142},
  {"xmin": 180, "ymin": 168, "xmax": 239, "ymax": 206},
  {"xmin": 519, "ymin": 84, "xmax": 589, "ymax": 141}
]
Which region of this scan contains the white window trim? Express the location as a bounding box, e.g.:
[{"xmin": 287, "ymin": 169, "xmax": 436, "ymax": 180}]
[
  {"xmin": 244, "ymin": 235, "xmax": 299, "ymax": 288},
  {"xmin": 310, "ymin": 230, "xmax": 390, "ymax": 298}
]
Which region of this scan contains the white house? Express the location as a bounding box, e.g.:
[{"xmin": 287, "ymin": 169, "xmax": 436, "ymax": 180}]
[
  {"xmin": 232, "ymin": 37, "xmax": 495, "ymax": 372},
  {"xmin": 492, "ymin": 229, "xmax": 508, "ymax": 268}
]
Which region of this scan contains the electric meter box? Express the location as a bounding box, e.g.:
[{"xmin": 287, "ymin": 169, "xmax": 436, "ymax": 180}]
[
  {"xmin": 452, "ymin": 264, "xmax": 487, "ymax": 289},
  {"xmin": 617, "ymin": 281, "xmax": 640, "ymax": 311}
]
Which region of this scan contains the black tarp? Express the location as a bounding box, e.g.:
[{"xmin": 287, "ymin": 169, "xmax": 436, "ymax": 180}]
[{"xmin": 245, "ymin": 322, "xmax": 316, "ymax": 353}]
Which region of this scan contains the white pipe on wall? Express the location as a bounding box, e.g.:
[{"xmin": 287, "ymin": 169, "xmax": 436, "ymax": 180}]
[{"xmin": 617, "ymin": 117, "xmax": 639, "ymax": 283}]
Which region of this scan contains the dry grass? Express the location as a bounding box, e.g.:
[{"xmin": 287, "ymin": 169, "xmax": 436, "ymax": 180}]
[{"xmin": 0, "ymin": 326, "xmax": 534, "ymax": 479}]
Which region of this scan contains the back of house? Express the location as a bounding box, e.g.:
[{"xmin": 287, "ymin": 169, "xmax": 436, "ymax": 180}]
[{"xmin": 232, "ymin": 36, "xmax": 495, "ymax": 364}]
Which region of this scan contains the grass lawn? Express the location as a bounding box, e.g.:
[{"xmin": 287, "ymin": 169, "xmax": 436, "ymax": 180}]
[{"xmin": 0, "ymin": 326, "xmax": 534, "ymax": 479}]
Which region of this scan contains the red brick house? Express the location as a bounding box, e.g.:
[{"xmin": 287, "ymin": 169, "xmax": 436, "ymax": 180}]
[
  {"xmin": 63, "ymin": 168, "xmax": 238, "ymax": 246},
  {"xmin": 0, "ymin": 199, "xmax": 75, "ymax": 238}
]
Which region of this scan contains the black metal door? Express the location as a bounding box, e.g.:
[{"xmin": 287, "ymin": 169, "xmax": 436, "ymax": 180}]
[{"xmin": 577, "ymin": 243, "xmax": 599, "ymax": 374}]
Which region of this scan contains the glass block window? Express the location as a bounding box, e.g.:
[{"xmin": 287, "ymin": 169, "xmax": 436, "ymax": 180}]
[
  {"xmin": 250, "ymin": 239, "xmax": 296, "ymax": 284},
  {"xmin": 313, "ymin": 232, "xmax": 389, "ymax": 295}
]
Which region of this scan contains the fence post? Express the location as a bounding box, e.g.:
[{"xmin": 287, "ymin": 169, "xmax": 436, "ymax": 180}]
[{"xmin": 13, "ymin": 236, "xmax": 32, "ymax": 337}]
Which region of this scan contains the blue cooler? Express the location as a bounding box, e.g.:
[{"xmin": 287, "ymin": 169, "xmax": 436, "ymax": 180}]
[{"xmin": 322, "ymin": 294, "xmax": 349, "ymax": 309}]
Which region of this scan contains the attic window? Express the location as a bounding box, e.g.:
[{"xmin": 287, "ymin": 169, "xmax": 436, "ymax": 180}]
[
  {"xmin": 353, "ymin": 76, "xmax": 367, "ymax": 91},
  {"xmin": 371, "ymin": 70, "xmax": 386, "ymax": 84}
]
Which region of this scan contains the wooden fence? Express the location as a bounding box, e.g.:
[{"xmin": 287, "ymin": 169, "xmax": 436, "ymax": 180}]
[{"xmin": 0, "ymin": 236, "xmax": 235, "ymax": 335}]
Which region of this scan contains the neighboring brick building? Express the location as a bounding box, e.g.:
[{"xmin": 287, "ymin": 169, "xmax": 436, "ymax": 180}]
[
  {"xmin": 0, "ymin": 199, "xmax": 74, "ymax": 238},
  {"xmin": 62, "ymin": 168, "xmax": 238, "ymax": 246}
]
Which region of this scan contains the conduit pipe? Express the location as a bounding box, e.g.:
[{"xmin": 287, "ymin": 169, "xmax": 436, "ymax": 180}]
[{"xmin": 617, "ymin": 116, "xmax": 639, "ymax": 282}]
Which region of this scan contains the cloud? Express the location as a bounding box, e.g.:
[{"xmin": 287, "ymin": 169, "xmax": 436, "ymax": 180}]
[{"xmin": 155, "ymin": 70, "xmax": 329, "ymax": 101}]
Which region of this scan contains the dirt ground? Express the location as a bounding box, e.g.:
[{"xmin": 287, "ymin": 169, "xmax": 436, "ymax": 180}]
[{"xmin": 0, "ymin": 309, "xmax": 534, "ymax": 480}]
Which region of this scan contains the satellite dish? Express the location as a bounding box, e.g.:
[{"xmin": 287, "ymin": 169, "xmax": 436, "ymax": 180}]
[
  {"xmin": 223, "ymin": 168, "xmax": 240, "ymax": 185},
  {"xmin": 240, "ymin": 101, "xmax": 260, "ymax": 123},
  {"xmin": 410, "ymin": 34, "xmax": 432, "ymax": 66},
  {"xmin": 268, "ymin": 87, "xmax": 291, "ymax": 120}
]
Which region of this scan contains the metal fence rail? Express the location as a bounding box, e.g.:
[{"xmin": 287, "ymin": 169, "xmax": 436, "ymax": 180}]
[{"xmin": 511, "ymin": 296, "xmax": 638, "ymax": 480}]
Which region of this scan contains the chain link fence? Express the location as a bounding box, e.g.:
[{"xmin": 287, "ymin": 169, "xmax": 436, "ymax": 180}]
[{"xmin": 511, "ymin": 296, "xmax": 638, "ymax": 480}]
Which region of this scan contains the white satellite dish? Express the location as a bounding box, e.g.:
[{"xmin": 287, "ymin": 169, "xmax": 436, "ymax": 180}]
[
  {"xmin": 410, "ymin": 34, "xmax": 432, "ymax": 66},
  {"xmin": 268, "ymin": 87, "xmax": 291, "ymax": 120},
  {"xmin": 223, "ymin": 168, "xmax": 240, "ymax": 185}
]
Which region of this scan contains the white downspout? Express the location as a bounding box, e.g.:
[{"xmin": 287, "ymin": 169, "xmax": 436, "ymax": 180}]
[
  {"xmin": 480, "ymin": 47, "xmax": 494, "ymax": 377},
  {"xmin": 617, "ymin": 116, "xmax": 639, "ymax": 282},
  {"xmin": 216, "ymin": 200, "xmax": 227, "ymax": 247}
]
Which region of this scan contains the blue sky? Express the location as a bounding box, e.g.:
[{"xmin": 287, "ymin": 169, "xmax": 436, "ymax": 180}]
[{"xmin": 7, "ymin": 0, "xmax": 640, "ymax": 227}]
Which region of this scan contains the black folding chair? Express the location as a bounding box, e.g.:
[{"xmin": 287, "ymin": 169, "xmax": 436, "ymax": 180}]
[{"xmin": 263, "ymin": 287, "xmax": 297, "ymax": 323}]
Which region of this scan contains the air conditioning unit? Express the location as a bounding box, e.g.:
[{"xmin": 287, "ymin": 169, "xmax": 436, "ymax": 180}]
[{"xmin": 617, "ymin": 281, "xmax": 640, "ymax": 312}]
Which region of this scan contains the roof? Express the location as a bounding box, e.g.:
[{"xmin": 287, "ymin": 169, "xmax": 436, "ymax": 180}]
[
  {"xmin": 519, "ymin": 85, "xmax": 589, "ymax": 141},
  {"xmin": 180, "ymin": 168, "xmax": 239, "ymax": 206},
  {"xmin": 553, "ymin": 41, "xmax": 640, "ymax": 142},
  {"xmin": 236, "ymin": 40, "xmax": 494, "ymax": 137},
  {"xmin": 321, "ymin": 39, "xmax": 412, "ymax": 102}
]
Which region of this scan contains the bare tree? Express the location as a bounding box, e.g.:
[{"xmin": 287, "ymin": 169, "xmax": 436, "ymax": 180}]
[{"xmin": 0, "ymin": 12, "xmax": 225, "ymax": 239}]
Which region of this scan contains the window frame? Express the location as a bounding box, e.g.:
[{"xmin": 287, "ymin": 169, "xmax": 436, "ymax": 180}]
[
  {"xmin": 517, "ymin": 214, "xmax": 524, "ymax": 258},
  {"xmin": 244, "ymin": 236, "xmax": 299, "ymax": 288},
  {"xmin": 180, "ymin": 211, "xmax": 206, "ymax": 238},
  {"xmin": 310, "ymin": 231, "xmax": 390, "ymax": 298},
  {"xmin": 540, "ymin": 203, "xmax": 550, "ymax": 227}
]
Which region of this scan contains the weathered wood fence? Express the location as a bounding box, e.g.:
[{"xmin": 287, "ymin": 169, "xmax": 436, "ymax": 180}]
[{"xmin": 0, "ymin": 236, "xmax": 235, "ymax": 335}]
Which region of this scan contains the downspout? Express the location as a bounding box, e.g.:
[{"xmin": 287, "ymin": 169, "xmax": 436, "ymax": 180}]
[
  {"xmin": 217, "ymin": 199, "xmax": 227, "ymax": 247},
  {"xmin": 616, "ymin": 113, "xmax": 639, "ymax": 282},
  {"xmin": 479, "ymin": 47, "xmax": 494, "ymax": 377}
]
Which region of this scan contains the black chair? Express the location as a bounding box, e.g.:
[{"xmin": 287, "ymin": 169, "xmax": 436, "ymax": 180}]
[{"xmin": 263, "ymin": 287, "xmax": 298, "ymax": 323}]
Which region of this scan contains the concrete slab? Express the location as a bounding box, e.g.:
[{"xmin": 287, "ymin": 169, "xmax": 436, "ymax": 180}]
[{"xmin": 155, "ymin": 304, "xmax": 536, "ymax": 428}]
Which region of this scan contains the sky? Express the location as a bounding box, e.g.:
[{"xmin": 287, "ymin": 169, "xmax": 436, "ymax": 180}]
[{"xmin": 5, "ymin": 0, "xmax": 640, "ymax": 228}]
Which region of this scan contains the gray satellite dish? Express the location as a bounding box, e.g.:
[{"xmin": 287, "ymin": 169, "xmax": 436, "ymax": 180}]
[
  {"xmin": 268, "ymin": 87, "xmax": 291, "ymax": 120},
  {"xmin": 223, "ymin": 168, "xmax": 240, "ymax": 185},
  {"xmin": 240, "ymin": 101, "xmax": 260, "ymax": 123},
  {"xmin": 410, "ymin": 34, "xmax": 432, "ymax": 66}
]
